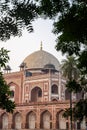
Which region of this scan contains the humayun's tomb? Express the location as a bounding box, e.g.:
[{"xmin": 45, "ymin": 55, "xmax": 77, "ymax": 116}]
[{"xmin": 0, "ymin": 44, "xmax": 86, "ymax": 130}]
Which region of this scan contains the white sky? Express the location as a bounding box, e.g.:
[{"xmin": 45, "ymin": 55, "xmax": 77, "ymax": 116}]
[{"xmin": 0, "ymin": 18, "xmax": 65, "ymax": 72}]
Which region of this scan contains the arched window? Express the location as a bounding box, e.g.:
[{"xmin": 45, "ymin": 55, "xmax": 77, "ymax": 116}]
[
  {"xmin": 51, "ymin": 84, "xmax": 58, "ymax": 94},
  {"xmin": 31, "ymin": 87, "xmax": 42, "ymax": 102},
  {"xmin": 10, "ymin": 90, "xmax": 14, "ymax": 98},
  {"xmin": 38, "ymin": 89, "xmax": 42, "ymax": 97}
]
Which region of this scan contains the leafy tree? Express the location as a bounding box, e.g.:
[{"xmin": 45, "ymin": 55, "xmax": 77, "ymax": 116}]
[
  {"xmin": 62, "ymin": 56, "xmax": 80, "ymax": 81},
  {"xmin": 73, "ymin": 76, "xmax": 87, "ymax": 121},
  {"xmin": 36, "ymin": 0, "xmax": 87, "ymax": 74},
  {"xmin": 61, "ymin": 56, "xmax": 81, "ymax": 130},
  {"xmin": 0, "ymin": 48, "xmax": 9, "ymax": 68},
  {"xmin": 0, "ymin": 0, "xmax": 38, "ymax": 41},
  {"xmin": 0, "ymin": 48, "xmax": 15, "ymax": 113},
  {"xmin": 36, "ymin": 0, "xmax": 87, "ymax": 124}
]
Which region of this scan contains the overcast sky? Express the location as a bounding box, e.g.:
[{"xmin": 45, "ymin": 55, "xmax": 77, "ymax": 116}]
[{"xmin": 0, "ymin": 18, "xmax": 65, "ymax": 72}]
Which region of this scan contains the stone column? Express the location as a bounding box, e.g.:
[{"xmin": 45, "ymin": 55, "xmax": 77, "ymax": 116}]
[
  {"xmin": 52, "ymin": 114, "xmax": 57, "ymax": 129},
  {"xmin": 8, "ymin": 113, "xmax": 13, "ymax": 129},
  {"xmin": 52, "ymin": 106, "xmax": 56, "ymax": 129},
  {"xmin": 36, "ymin": 107, "xmax": 40, "ymax": 129},
  {"xmin": 58, "ymin": 72, "xmax": 62, "ymax": 100},
  {"xmin": 22, "ymin": 111, "xmax": 26, "ymax": 129},
  {"xmin": 49, "ymin": 69, "xmax": 52, "ymax": 101}
]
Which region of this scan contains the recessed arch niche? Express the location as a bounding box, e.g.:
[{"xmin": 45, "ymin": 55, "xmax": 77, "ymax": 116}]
[
  {"xmin": 40, "ymin": 110, "xmax": 52, "ymax": 129},
  {"xmin": 13, "ymin": 112, "xmax": 22, "ymax": 129},
  {"xmin": 51, "ymin": 84, "xmax": 58, "ymax": 94},
  {"xmin": 26, "ymin": 111, "xmax": 36, "ymax": 129},
  {"xmin": 31, "ymin": 86, "xmax": 42, "ymax": 102},
  {"xmin": 1, "ymin": 113, "xmax": 8, "ymax": 129}
]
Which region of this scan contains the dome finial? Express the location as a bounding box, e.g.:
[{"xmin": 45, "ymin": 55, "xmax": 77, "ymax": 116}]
[{"xmin": 40, "ymin": 41, "xmax": 43, "ymax": 50}]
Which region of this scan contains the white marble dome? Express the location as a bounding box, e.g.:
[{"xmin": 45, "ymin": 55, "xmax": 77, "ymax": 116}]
[{"xmin": 22, "ymin": 48, "xmax": 60, "ymax": 71}]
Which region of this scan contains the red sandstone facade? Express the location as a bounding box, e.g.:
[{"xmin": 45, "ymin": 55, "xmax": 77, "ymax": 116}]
[{"xmin": 0, "ymin": 48, "xmax": 85, "ymax": 129}]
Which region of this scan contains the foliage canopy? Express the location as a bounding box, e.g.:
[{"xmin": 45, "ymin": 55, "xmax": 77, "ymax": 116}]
[
  {"xmin": 0, "ymin": 48, "xmax": 15, "ymax": 113},
  {"xmin": 0, "ymin": 0, "xmax": 38, "ymax": 41}
]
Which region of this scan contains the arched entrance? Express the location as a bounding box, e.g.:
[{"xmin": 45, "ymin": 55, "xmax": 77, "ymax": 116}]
[
  {"xmin": 31, "ymin": 87, "xmax": 42, "ymax": 102},
  {"xmin": 57, "ymin": 111, "xmax": 67, "ymax": 129},
  {"xmin": 26, "ymin": 111, "xmax": 36, "ymax": 129},
  {"xmin": 2, "ymin": 113, "xmax": 8, "ymax": 129},
  {"xmin": 14, "ymin": 112, "xmax": 22, "ymax": 129},
  {"xmin": 41, "ymin": 110, "xmax": 52, "ymax": 129}
]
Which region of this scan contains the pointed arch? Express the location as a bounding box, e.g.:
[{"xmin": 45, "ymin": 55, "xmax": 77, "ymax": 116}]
[
  {"xmin": 12, "ymin": 112, "xmax": 22, "ymax": 129},
  {"xmin": 1, "ymin": 113, "xmax": 8, "ymax": 129},
  {"xmin": 8, "ymin": 82, "xmax": 18, "ymax": 87},
  {"xmin": 8, "ymin": 82, "xmax": 20, "ymax": 103},
  {"xmin": 40, "ymin": 110, "xmax": 52, "ymax": 129},
  {"xmin": 31, "ymin": 86, "xmax": 42, "ymax": 102},
  {"xmin": 56, "ymin": 110, "xmax": 68, "ymax": 129},
  {"xmin": 51, "ymin": 84, "xmax": 58, "ymax": 94},
  {"xmin": 26, "ymin": 111, "xmax": 36, "ymax": 129}
]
